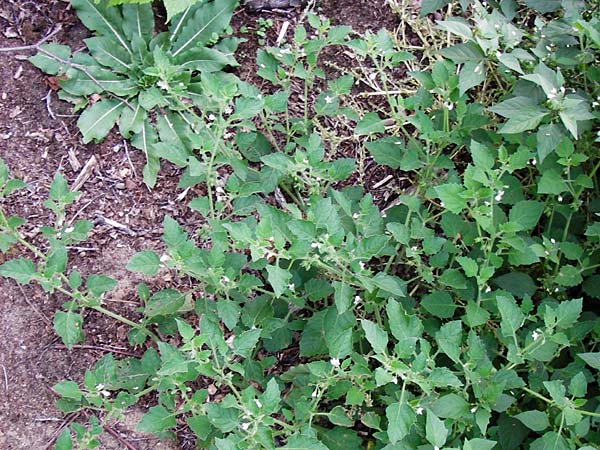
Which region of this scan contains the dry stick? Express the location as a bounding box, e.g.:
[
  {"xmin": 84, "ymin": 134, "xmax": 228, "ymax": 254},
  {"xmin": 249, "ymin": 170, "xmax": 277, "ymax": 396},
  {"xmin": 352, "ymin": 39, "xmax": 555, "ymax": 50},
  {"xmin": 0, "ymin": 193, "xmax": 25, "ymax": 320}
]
[
  {"xmin": 103, "ymin": 425, "xmax": 140, "ymax": 450},
  {"xmin": 1, "ymin": 365, "xmax": 8, "ymax": 392},
  {"xmin": 0, "ymin": 25, "xmax": 63, "ymax": 53},
  {"xmin": 123, "ymin": 139, "xmax": 137, "ymax": 178},
  {"xmin": 40, "ymin": 411, "xmax": 80, "ymax": 450},
  {"xmin": 54, "ymin": 343, "xmax": 139, "ymax": 358}
]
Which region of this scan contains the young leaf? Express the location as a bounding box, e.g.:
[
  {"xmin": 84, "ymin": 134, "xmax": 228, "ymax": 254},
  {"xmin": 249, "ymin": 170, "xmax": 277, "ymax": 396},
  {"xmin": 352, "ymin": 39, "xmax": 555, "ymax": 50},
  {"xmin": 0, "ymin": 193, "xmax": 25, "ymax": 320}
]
[
  {"xmin": 496, "ymin": 295, "xmax": 524, "ymax": 337},
  {"xmin": 86, "ymin": 274, "xmax": 117, "ymax": 296},
  {"xmin": 355, "ymin": 113, "xmax": 385, "ymax": 135},
  {"xmin": 578, "ymin": 353, "xmax": 600, "ymax": 370},
  {"xmin": 136, "ymin": 405, "xmax": 176, "ymax": 433},
  {"xmin": 126, "ymin": 250, "xmax": 160, "ymax": 276},
  {"xmin": 514, "ymin": 410, "xmax": 549, "ymax": 431},
  {"xmin": 265, "ymin": 265, "xmax": 291, "ymax": 298},
  {"xmin": 386, "ymin": 401, "xmax": 415, "ymax": 444},
  {"xmin": 55, "ymin": 428, "xmax": 73, "ymax": 450},
  {"xmin": 509, "ymin": 201, "xmax": 544, "ymax": 231},
  {"xmin": 0, "ymin": 258, "xmax": 36, "ymax": 284},
  {"xmin": 360, "ymin": 319, "xmax": 388, "ymax": 354},
  {"xmin": 426, "ymin": 410, "xmax": 448, "ymax": 448},
  {"xmin": 53, "ymin": 311, "xmax": 84, "ymax": 349}
]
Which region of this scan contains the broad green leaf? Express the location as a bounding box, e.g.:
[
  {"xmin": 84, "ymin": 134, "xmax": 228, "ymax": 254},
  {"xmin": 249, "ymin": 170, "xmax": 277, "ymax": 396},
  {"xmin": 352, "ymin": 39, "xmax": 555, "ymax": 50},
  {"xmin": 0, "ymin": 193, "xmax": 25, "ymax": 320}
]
[
  {"xmin": 29, "ymin": 44, "xmax": 72, "ymax": 75},
  {"xmin": 0, "ymin": 258, "xmax": 36, "ymax": 284},
  {"xmin": 386, "ymin": 401, "xmax": 415, "ymax": 444},
  {"xmin": 176, "ymin": 46, "xmax": 237, "ymax": 72},
  {"xmin": 387, "ymin": 300, "xmax": 422, "ymax": 356},
  {"xmin": 71, "ymin": 0, "xmax": 132, "ymax": 56},
  {"xmin": 233, "ymin": 328, "xmax": 261, "ymax": 358},
  {"xmin": 496, "ymin": 295, "xmax": 524, "ymax": 337},
  {"xmin": 217, "ymin": 299, "xmax": 241, "ymax": 330},
  {"xmin": 77, "ymin": 99, "xmax": 126, "ymax": 144},
  {"xmin": 45, "ymin": 246, "xmax": 68, "ymax": 276},
  {"xmin": 509, "ymin": 201, "xmax": 544, "ymax": 231},
  {"xmin": 464, "ymin": 438, "xmax": 497, "ymax": 450},
  {"xmin": 170, "ymin": 0, "xmax": 237, "ymax": 57},
  {"xmin": 537, "ymin": 169, "xmax": 568, "ymax": 194},
  {"xmin": 328, "ymin": 406, "xmax": 353, "ymax": 427},
  {"xmin": 55, "ymin": 428, "xmax": 73, "ymax": 450},
  {"xmin": 371, "ymin": 273, "xmax": 406, "ymax": 297},
  {"xmin": 421, "ymin": 0, "xmax": 451, "ymax": 15},
  {"xmin": 498, "ymin": 108, "xmax": 549, "ymax": 134},
  {"xmin": 281, "ymin": 433, "xmax": 329, "ymax": 450},
  {"xmin": 49, "ymin": 172, "xmax": 79, "ymax": 206},
  {"xmin": 122, "ymin": 3, "xmax": 154, "ymax": 44},
  {"xmin": 524, "ymin": 0, "xmax": 561, "ymax": 13},
  {"xmin": 325, "ymin": 308, "xmax": 355, "ymax": 358},
  {"xmin": 514, "ymin": 410, "xmax": 549, "ymax": 431},
  {"xmin": 361, "ymin": 319, "xmax": 388, "ymax": 354},
  {"xmin": 426, "ymin": 410, "xmax": 448, "ymax": 448},
  {"xmin": 53, "ymin": 311, "xmax": 84, "ymax": 349},
  {"xmin": 265, "ymin": 265, "xmax": 292, "ymax": 298},
  {"xmin": 131, "ymin": 121, "xmax": 159, "ymax": 188},
  {"xmin": 145, "ymin": 289, "xmax": 185, "ymax": 317},
  {"xmin": 435, "ymin": 320, "xmax": 462, "ymax": 363},
  {"xmin": 53, "ymin": 380, "xmax": 84, "ymax": 400},
  {"xmin": 136, "ymin": 405, "xmax": 176, "ymax": 433},
  {"xmin": 578, "ymin": 352, "xmax": 600, "ymax": 369},
  {"xmin": 436, "ymin": 18, "xmax": 473, "ymax": 41},
  {"xmin": 431, "ymin": 393, "xmax": 469, "ymax": 419},
  {"xmin": 163, "ymin": 0, "xmax": 200, "ymax": 23},
  {"xmin": 493, "ymin": 272, "xmax": 536, "ymax": 298},
  {"xmin": 555, "ymin": 265, "xmax": 582, "ymax": 287},
  {"xmin": 421, "ymin": 291, "xmax": 456, "ymax": 319},
  {"xmin": 435, "ymin": 183, "xmax": 467, "ymax": 213},
  {"xmin": 84, "ymin": 36, "xmax": 132, "ymax": 73},
  {"xmin": 333, "ymin": 281, "xmax": 353, "ymax": 314},
  {"xmin": 364, "ymin": 137, "xmax": 405, "ymax": 169},
  {"xmin": 355, "ymin": 113, "xmax": 385, "ymax": 135},
  {"xmin": 86, "ymin": 274, "xmax": 117, "ymax": 296},
  {"xmin": 126, "ymin": 250, "xmax": 160, "ymax": 276},
  {"xmin": 459, "ymin": 61, "xmax": 486, "ymax": 95}
]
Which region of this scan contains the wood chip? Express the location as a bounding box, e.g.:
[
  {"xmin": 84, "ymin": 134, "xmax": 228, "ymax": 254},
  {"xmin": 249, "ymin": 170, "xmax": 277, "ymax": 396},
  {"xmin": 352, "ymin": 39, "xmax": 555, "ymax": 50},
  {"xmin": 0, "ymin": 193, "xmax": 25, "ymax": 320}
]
[
  {"xmin": 71, "ymin": 155, "xmax": 97, "ymax": 192},
  {"xmin": 67, "ymin": 149, "xmax": 81, "ymax": 172}
]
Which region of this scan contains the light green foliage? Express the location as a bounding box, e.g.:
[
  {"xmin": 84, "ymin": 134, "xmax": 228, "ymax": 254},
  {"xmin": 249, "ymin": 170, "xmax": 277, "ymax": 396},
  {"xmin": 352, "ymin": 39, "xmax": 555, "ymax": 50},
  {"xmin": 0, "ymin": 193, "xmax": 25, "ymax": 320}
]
[{"xmin": 2, "ymin": 0, "xmax": 600, "ymax": 448}]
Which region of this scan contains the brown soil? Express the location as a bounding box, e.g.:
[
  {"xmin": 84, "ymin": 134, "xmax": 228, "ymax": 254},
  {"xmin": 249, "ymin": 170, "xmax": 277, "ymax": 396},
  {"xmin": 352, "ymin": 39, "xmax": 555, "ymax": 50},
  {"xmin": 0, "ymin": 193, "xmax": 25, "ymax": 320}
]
[{"xmin": 0, "ymin": 0, "xmax": 417, "ymax": 448}]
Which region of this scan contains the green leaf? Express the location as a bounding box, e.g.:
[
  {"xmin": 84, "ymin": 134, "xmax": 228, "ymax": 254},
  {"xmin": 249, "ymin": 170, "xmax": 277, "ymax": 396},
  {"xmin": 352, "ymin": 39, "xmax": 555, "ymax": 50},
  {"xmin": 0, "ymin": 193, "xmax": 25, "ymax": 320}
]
[
  {"xmin": 386, "ymin": 401, "xmax": 415, "ymax": 444},
  {"xmin": 163, "ymin": 0, "xmax": 199, "ymax": 23},
  {"xmin": 265, "ymin": 265, "xmax": 292, "ymax": 298},
  {"xmin": 459, "ymin": 61, "xmax": 486, "ymax": 95},
  {"xmin": 53, "ymin": 380, "xmax": 84, "ymax": 400},
  {"xmin": 431, "ymin": 393, "xmax": 469, "ymax": 419},
  {"xmin": 421, "ymin": 291, "xmax": 456, "ymax": 319},
  {"xmin": 217, "ymin": 299, "xmax": 241, "ymax": 330},
  {"xmin": 136, "ymin": 405, "xmax": 176, "ymax": 433},
  {"xmin": 421, "ymin": 0, "xmax": 451, "ymax": 15},
  {"xmin": 493, "ymin": 272, "xmax": 536, "ymax": 298},
  {"xmin": 355, "ymin": 112, "xmax": 385, "ymax": 135},
  {"xmin": 514, "ymin": 410, "xmax": 549, "ymax": 431},
  {"xmin": 435, "ymin": 183, "xmax": 467, "ymax": 213},
  {"xmin": 333, "ymin": 281, "xmax": 353, "ymax": 314},
  {"xmin": 328, "ymin": 406, "xmax": 353, "ymax": 427},
  {"xmin": 126, "ymin": 250, "xmax": 160, "ymax": 276},
  {"xmin": 122, "ymin": 3, "xmax": 154, "ymax": 44},
  {"xmin": 55, "ymin": 428, "xmax": 73, "ymax": 450},
  {"xmin": 578, "ymin": 352, "xmax": 600, "ymax": 369},
  {"xmin": 496, "ymin": 295, "xmax": 524, "ymax": 337},
  {"xmin": 145, "ymin": 289, "xmax": 185, "ymax": 317},
  {"xmin": 364, "ymin": 138, "xmax": 404, "ymax": 169},
  {"xmin": 233, "ymin": 328, "xmax": 261, "ymax": 358},
  {"xmin": 387, "ymin": 299, "xmax": 422, "ymax": 356},
  {"xmin": 45, "ymin": 246, "xmax": 68, "ymax": 276},
  {"xmin": 71, "ymin": 0, "xmax": 132, "ymax": 56},
  {"xmin": 555, "ymin": 265, "xmax": 582, "ymax": 287},
  {"xmin": 29, "ymin": 44, "xmax": 72, "ymax": 75},
  {"xmin": 537, "ymin": 169, "xmax": 568, "ymax": 194},
  {"xmin": 371, "ymin": 273, "xmax": 406, "ymax": 297},
  {"xmin": 509, "ymin": 200, "xmax": 544, "ymax": 231},
  {"xmin": 77, "ymin": 99, "xmax": 125, "ymax": 144},
  {"xmin": 49, "ymin": 172, "xmax": 79, "ymax": 206},
  {"xmin": 464, "ymin": 438, "xmax": 497, "ymax": 450},
  {"xmin": 361, "ymin": 319, "xmax": 388, "ymax": 354},
  {"xmin": 282, "ymin": 433, "xmax": 329, "ymax": 450},
  {"xmin": 435, "ymin": 320, "xmax": 462, "ymax": 363},
  {"xmin": 170, "ymin": 0, "xmax": 237, "ymax": 58},
  {"xmin": 436, "ymin": 18, "xmax": 473, "ymax": 41},
  {"xmin": 426, "ymin": 410, "xmax": 448, "ymax": 448},
  {"xmin": 86, "ymin": 274, "xmax": 117, "ymax": 296},
  {"xmin": 0, "ymin": 258, "xmax": 36, "ymax": 284},
  {"xmin": 53, "ymin": 311, "xmax": 84, "ymax": 349}
]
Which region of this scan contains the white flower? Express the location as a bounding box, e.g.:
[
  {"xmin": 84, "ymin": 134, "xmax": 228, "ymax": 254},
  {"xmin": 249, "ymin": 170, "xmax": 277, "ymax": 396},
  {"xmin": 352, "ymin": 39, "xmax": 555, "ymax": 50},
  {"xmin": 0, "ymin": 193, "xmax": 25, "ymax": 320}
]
[
  {"xmin": 311, "ymin": 388, "xmax": 318, "ymax": 398},
  {"xmin": 241, "ymin": 422, "xmax": 250, "ymax": 431},
  {"xmin": 221, "ymin": 275, "xmax": 230, "ymax": 284},
  {"xmin": 255, "ymin": 399, "xmax": 262, "ymax": 408},
  {"xmin": 391, "ymin": 376, "xmax": 398, "ymax": 384},
  {"xmin": 440, "ymin": 201, "xmax": 445, "ymax": 208},
  {"xmin": 311, "ymin": 242, "xmax": 321, "ymax": 249},
  {"xmin": 531, "ymin": 158, "xmax": 537, "ymax": 165},
  {"xmin": 550, "ymin": 238, "xmax": 556, "ymax": 244},
  {"xmin": 207, "ymin": 113, "xmax": 216, "ymax": 121},
  {"xmin": 226, "ymin": 335, "xmax": 235, "ymax": 348},
  {"xmin": 415, "ymin": 406, "xmax": 424, "ymax": 415},
  {"xmin": 485, "ymin": 286, "xmax": 491, "ymax": 293},
  {"xmin": 354, "ymin": 295, "xmax": 361, "ymax": 305},
  {"xmin": 359, "ymin": 261, "xmax": 365, "ymax": 270},
  {"xmin": 96, "ymin": 384, "xmax": 105, "ymax": 391},
  {"xmin": 558, "ymin": 195, "xmax": 563, "ymax": 202},
  {"xmin": 352, "ymin": 213, "xmax": 360, "ymax": 219},
  {"xmin": 160, "ymin": 254, "xmax": 170, "ymax": 263},
  {"xmin": 532, "ymin": 329, "xmax": 541, "ymax": 340},
  {"xmin": 330, "ymin": 358, "xmax": 340, "ymax": 367},
  {"xmin": 470, "ymin": 406, "xmax": 477, "ymax": 413},
  {"xmin": 324, "ymin": 95, "xmax": 334, "ymax": 104},
  {"xmin": 288, "ymin": 283, "xmax": 295, "ymax": 291},
  {"xmin": 64, "ymin": 226, "xmax": 74, "ymax": 233},
  {"xmin": 495, "ymin": 190, "xmax": 505, "ymax": 202},
  {"xmin": 101, "ymin": 390, "xmax": 111, "ymax": 397}
]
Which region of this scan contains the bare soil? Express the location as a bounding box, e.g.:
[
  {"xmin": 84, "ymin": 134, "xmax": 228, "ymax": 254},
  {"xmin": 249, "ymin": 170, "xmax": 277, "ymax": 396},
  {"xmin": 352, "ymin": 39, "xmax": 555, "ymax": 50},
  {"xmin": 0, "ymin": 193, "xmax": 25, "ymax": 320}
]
[{"xmin": 0, "ymin": 0, "xmax": 416, "ymax": 448}]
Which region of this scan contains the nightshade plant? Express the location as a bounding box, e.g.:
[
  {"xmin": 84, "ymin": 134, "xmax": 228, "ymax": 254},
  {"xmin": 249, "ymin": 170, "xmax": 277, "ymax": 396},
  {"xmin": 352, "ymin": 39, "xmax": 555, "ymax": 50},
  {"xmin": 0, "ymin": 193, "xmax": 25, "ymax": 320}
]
[{"xmin": 1, "ymin": 0, "xmax": 600, "ymax": 449}]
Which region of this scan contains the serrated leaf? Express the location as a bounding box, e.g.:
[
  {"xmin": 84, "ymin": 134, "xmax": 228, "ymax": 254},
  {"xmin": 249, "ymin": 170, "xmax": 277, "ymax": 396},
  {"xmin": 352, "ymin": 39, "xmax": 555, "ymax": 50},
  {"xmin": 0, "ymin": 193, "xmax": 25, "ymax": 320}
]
[
  {"xmin": 355, "ymin": 112, "xmax": 385, "ymax": 135},
  {"xmin": 509, "ymin": 200, "xmax": 544, "ymax": 231},
  {"xmin": 0, "ymin": 258, "xmax": 36, "ymax": 284},
  {"xmin": 421, "ymin": 291, "xmax": 456, "ymax": 318},
  {"xmin": 426, "ymin": 410, "xmax": 448, "ymax": 448},
  {"xmin": 421, "ymin": 0, "xmax": 451, "ymax": 15},
  {"xmin": 53, "ymin": 311, "xmax": 84, "ymax": 349},
  {"xmin": 145, "ymin": 289, "xmax": 185, "ymax": 317},
  {"xmin": 435, "ymin": 320, "xmax": 462, "ymax": 363},
  {"xmin": 265, "ymin": 265, "xmax": 291, "ymax": 298},
  {"xmin": 578, "ymin": 352, "xmax": 600, "ymax": 369},
  {"xmin": 45, "ymin": 246, "xmax": 67, "ymax": 276},
  {"xmin": 497, "ymin": 295, "xmax": 524, "ymax": 337},
  {"xmin": 86, "ymin": 274, "xmax": 117, "ymax": 296},
  {"xmin": 436, "ymin": 183, "xmax": 467, "ymax": 213},
  {"xmin": 555, "ymin": 265, "xmax": 582, "ymax": 287},
  {"xmin": 55, "ymin": 428, "xmax": 73, "ymax": 450},
  {"xmin": 386, "ymin": 401, "xmax": 415, "ymax": 444},
  {"xmin": 233, "ymin": 328, "xmax": 261, "ymax": 358},
  {"xmin": 328, "ymin": 406, "xmax": 353, "ymax": 427},
  {"xmin": 361, "ymin": 319, "xmax": 388, "ymax": 354},
  {"xmin": 126, "ymin": 250, "xmax": 160, "ymax": 275},
  {"xmin": 77, "ymin": 99, "xmax": 126, "ymax": 144},
  {"xmin": 136, "ymin": 405, "xmax": 176, "ymax": 433},
  {"xmin": 459, "ymin": 61, "xmax": 486, "ymax": 96}
]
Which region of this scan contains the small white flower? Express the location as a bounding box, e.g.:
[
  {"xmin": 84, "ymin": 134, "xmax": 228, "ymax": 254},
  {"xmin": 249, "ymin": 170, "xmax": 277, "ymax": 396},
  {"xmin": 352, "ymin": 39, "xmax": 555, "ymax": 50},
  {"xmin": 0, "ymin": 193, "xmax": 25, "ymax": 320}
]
[
  {"xmin": 311, "ymin": 388, "xmax": 318, "ymax": 398},
  {"xmin": 255, "ymin": 399, "xmax": 262, "ymax": 408},
  {"xmin": 226, "ymin": 335, "xmax": 235, "ymax": 348},
  {"xmin": 311, "ymin": 242, "xmax": 321, "ymax": 249},
  {"xmin": 554, "ymin": 287, "xmax": 559, "ymax": 292},
  {"xmin": 485, "ymin": 286, "xmax": 491, "ymax": 293},
  {"xmin": 324, "ymin": 95, "xmax": 334, "ymax": 104},
  {"xmin": 531, "ymin": 158, "xmax": 537, "ymax": 165},
  {"xmin": 391, "ymin": 376, "xmax": 398, "ymax": 384},
  {"xmin": 381, "ymin": 212, "xmax": 387, "ymax": 218},
  {"xmin": 532, "ymin": 329, "xmax": 540, "ymax": 340},
  {"xmin": 288, "ymin": 283, "xmax": 295, "ymax": 291},
  {"xmin": 352, "ymin": 213, "xmax": 360, "ymax": 219},
  {"xmin": 545, "ymin": 45, "xmax": 552, "ymax": 52},
  {"xmin": 550, "ymin": 238, "xmax": 556, "ymax": 244},
  {"xmin": 440, "ymin": 201, "xmax": 445, "ymax": 208},
  {"xmin": 411, "ymin": 246, "xmax": 418, "ymax": 252},
  {"xmin": 101, "ymin": 390, "xmax": 111, "ymax": 397},
  {"xmin": 354, "ymin": 295, "xmax": 361, "ymax": 305},
  {"xmin": 221, "ymin": 275, "xmax": 230, "ymax": 284},
  {"xmin": 96, "ymin": 384, "xmax": 105, "ymax": 391},
  {"xmin": 470, "ymin": 407, "xmax": 477, "ymax": 413},
  {"xmin": 484, "ymin": 201, "xmax": 491, "ymax": 207},
  {"xmin": 330, "ymin": 358, "xmax": 340, "ymax": 367},
  {"xmin": 495, "ymin": 190, "xmax": 505, "ymax": 202},
  {"xmin": 415, "ymin": 406, "xmax": 424, "ymax": 415},
  {"xmin": 160, "ymin": 254, "xmax": 170, "ymax": 263},
  {"xmin": 444, "ymin": 102, "xmax": 454, "ymax": 110},
  {"xmin": 64, "ymin": 226, "xmax": 74, "ymax": 233},
  {"xmin": 359, "ymin": 261, "xmax": 365, "ymax": 270},
  {"xmin": 241, "ymin": 422, "xmax": 250, "ymax": 431},
  {"xmin": 558, "ymin": 195, "xmax": 563, "ymax": 202}
]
